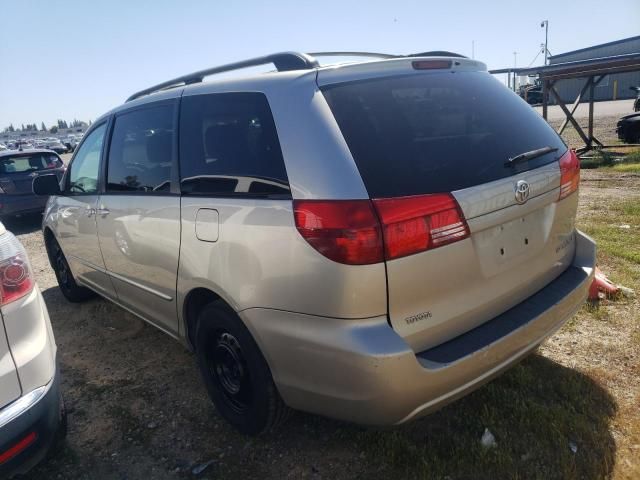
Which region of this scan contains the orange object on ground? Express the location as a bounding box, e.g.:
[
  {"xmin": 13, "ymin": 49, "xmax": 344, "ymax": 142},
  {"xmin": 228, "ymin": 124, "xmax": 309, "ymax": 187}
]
[{"xmin": 588, "ymin": 267, "xmax": 619, "ymax": 300}]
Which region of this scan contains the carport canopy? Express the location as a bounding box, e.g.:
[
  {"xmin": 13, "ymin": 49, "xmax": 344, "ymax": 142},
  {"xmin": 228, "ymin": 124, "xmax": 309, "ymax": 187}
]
[{"xmin": 490, "ymin": 52, "xmax": 640, "ymax": 154}]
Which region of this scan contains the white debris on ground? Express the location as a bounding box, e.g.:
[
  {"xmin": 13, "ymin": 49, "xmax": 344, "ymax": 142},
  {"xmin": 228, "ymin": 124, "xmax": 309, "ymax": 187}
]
[{"xmin": 480, "ymin": 428, "xmax": 497, "ymax": 448}]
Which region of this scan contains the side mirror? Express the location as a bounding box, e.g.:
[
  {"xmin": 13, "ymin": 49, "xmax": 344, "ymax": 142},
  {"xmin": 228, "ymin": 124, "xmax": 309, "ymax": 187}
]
[{"xmin": 33, "ymin": 174, "xmax": 62, "ymax": 196}]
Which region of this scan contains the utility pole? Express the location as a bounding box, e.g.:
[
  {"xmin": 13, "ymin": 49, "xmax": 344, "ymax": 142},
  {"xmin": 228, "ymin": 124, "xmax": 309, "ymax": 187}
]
[
  {"xmin": 472, "ymin": 40, "xmax": 475, "ymax": 59},
  {"xmin": 540, "ymin": 20, "xmax": 549, "ymax": 65},
  {"xmin": 513, "ymin": 52, "xmax": 518, "ymax": 91}
]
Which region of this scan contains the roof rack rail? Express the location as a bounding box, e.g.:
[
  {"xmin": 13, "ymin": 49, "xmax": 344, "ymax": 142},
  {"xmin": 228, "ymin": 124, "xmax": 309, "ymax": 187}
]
[
  {"xmin": 308, "ymin": 51, "xmax": 398, "ymax": 60},
  {"xmin": 126, "ymin": 51, "xmax": 319, "ymax": 102}
]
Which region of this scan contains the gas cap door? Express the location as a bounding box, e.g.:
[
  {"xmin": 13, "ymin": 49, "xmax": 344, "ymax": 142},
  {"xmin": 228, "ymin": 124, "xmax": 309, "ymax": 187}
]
[{"xmin": 195, "ymin": 208, "xmax": 219, "ymax": 242}]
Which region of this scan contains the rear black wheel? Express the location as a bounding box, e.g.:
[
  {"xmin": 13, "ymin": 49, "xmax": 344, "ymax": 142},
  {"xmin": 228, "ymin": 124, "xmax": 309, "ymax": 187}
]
[
  {"xmin": 195, "ymin": 301, "xmax": 290, "ymax": 435},
  {"xmin": 47, "ymin": 237, "xmax": 95, "ymax": 302}
]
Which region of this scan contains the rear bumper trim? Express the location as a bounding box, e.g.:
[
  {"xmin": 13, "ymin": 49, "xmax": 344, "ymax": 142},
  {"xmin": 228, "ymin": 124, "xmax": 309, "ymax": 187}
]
[
  {"xmin": 0, "ymin": 384, "xmax": 50, "ymax": 430},
  {"xmin": 417, "ymin": 265, "xmax": 588, "ymax": 366}
]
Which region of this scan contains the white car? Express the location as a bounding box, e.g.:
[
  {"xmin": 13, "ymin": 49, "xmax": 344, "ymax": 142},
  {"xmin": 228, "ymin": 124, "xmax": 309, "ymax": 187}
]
[{"xmin": 0, "ymin": 223, "xmax": 65, "ymax": 477}]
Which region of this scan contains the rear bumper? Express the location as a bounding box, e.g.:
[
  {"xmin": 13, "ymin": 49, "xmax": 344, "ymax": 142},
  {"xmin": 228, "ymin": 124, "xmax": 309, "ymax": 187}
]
[
  {"xmin": 242, "ymin": 230, "xmax": 596, "ymax": 425},
  {"xmin": 0, "ymin": 194, "xmax": 47, "ymax": 216},
  {"xmin": 0, "ymin": 365, "xmax": 64, "ymax": 479}
]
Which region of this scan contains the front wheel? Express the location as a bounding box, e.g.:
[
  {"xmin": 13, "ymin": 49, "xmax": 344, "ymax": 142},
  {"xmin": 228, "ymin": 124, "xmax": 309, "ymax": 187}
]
[
  {"xmin": 195, "ymin": 301, "xmax": 290, "ymax": 435},
  {"xmin": 48, "ymin": 237, "xmax": 96, "ymax": 302}
]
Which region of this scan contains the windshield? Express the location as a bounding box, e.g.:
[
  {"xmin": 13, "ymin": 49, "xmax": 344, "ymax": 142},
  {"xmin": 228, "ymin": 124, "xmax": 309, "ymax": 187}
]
[
  {"xmin": 0, "ymin": 153, "xmax": 63, "ymax": 174},
  {"xmin": 322, "ymin": 71, "xmax": 567, "ymax": 197}
]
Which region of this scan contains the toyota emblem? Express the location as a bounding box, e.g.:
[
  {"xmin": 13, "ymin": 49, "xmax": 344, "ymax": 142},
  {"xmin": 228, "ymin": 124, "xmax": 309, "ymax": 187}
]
[{"xmin": 514, "ymin": 180, "xmax": 530, "ymax": 204}]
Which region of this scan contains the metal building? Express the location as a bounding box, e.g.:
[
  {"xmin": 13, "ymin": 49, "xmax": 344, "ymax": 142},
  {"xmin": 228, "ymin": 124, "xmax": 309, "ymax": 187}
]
[{"xmin": 549, "ymin": 35, "xmax": 640, "ymax": 102}]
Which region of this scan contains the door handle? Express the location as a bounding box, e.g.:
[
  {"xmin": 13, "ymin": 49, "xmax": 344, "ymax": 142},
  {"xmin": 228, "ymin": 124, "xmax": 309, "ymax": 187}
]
[{"xmin": 96, "ymin": 208, "xmax": 110, "ymax": 217}]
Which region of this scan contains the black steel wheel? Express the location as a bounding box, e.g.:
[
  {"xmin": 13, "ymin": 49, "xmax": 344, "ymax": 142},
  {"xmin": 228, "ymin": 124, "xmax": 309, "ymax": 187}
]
[
  {"xmin": 207, "ymin": 331, "xmax": 252, "ymax": 414},
  {"xmin": 47, "ymin": 237, "xmax": 95, "ymax": 302},
  {"xmin": 195, "ymin": 301, "xmax": 290, "ymax": 435}
]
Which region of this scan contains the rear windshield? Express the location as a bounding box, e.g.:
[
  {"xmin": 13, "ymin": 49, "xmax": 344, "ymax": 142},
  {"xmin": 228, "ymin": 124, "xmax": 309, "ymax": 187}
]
[
  {"xmin": 322, "ymin": 72, "xmax": 567, "ymax": 197},
  {"xmin": 0, "ymin": 153, "xmax": 62, "ymax": 175}
]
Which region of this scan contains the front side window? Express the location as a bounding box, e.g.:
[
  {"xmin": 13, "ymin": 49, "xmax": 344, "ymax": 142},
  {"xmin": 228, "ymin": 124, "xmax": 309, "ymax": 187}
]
[
  {"xmin": 68, "ymin": 123, "xmax": 106, "ymax": 194},
  {"xmin": 179, "ymin": 92, "xmax": 290, "ymax": 197},
  {"xmin": 107, "ymin": 104, "xmax": 174, "ymax": 193}
]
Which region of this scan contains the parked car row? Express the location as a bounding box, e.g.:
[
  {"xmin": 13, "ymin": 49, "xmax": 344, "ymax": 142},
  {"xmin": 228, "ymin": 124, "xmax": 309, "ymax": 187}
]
[
  {"xmin": 1, "ymin": 51, "xmax": 595, "ymax": 477},
  {"xmin": 0, "ymin": 134, "xmax": 84, "ymax": 156}
]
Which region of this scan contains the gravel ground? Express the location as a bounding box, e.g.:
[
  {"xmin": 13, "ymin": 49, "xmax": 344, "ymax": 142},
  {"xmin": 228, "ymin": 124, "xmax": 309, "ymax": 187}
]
[{"xmin": 548, "ymin": 115, "xmax": 624, "ymax": 150}]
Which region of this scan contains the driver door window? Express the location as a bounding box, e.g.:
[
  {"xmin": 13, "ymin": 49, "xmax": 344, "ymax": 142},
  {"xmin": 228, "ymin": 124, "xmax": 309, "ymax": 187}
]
[{"xmin": 68, "ymin": 124, "xmax": 106, "ymax": 194}]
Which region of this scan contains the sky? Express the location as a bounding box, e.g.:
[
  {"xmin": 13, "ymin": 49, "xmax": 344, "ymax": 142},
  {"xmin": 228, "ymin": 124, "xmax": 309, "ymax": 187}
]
[{"xmin": 1, "ymin": 0, "xmax": 638, "ymax": 129}]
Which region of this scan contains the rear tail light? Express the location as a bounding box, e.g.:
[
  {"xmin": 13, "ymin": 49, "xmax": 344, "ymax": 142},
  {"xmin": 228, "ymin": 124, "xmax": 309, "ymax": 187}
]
[
  {"xmin": 293, "ymin": 200, "xmax": 383, "ymax": 265},
  {"xmin": 293, "ymin": 194, "xmax": 469, "ymax": 264},
  {"xmin": 0, "ymin": 232, "xmax": 34, "ymax": 306},
  {"xmin": 373, "ymin": 193, "xmax": 470, "ymax": 260},
  {"xmin": 558, "ymin": 149, "xmax": 580, "ymax": 200}
]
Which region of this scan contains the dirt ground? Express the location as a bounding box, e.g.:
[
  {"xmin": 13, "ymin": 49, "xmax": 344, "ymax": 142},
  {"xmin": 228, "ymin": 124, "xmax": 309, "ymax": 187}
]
[
  {"xmin": 547, "ymin": 115, "xmax": 623, "ymax": 150},
  {"xmin": 6, "ymin": 169, "xmax": 639, "ymax": 479}
]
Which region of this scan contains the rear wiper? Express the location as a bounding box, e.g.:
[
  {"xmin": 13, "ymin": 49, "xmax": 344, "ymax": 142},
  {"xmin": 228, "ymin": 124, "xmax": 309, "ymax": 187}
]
[{"xmin": 505, "ymin": 146, "xmax": 558, "ymax": 167}]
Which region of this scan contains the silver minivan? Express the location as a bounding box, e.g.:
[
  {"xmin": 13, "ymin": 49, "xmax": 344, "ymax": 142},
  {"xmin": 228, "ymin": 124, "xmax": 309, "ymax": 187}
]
[{"xmin": 34, "ymin": 52, "xmax": 595, "ymax": 435}]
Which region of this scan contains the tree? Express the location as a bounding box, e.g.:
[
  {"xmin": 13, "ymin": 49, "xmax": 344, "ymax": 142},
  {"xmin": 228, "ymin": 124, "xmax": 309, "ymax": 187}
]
[
  {"xmin": 49, "ymin": 125, "xmax": 58, "ymax": 134},
  {"xmin": 21, "ymin": 124, "xmax": 25, "ymax": 131},
  {"xmin": 41, "ymin": 122, "xmax": 47, "ymax": 132}
]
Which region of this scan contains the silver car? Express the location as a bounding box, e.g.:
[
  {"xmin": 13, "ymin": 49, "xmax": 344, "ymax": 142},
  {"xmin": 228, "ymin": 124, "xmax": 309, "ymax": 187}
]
[
  {"xmin": 33, "ymin": 52, "xmax": 595, "ymax": 435},
  {"xmin": 0, "ymin": 223, "xmax": 66, "ymax": 478}
]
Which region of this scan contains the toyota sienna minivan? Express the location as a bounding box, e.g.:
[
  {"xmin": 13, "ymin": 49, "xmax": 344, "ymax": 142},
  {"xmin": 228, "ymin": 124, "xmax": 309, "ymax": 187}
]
[{"xmin": 34, "ymin": 51, "xmax": 595, "ymax": 435}]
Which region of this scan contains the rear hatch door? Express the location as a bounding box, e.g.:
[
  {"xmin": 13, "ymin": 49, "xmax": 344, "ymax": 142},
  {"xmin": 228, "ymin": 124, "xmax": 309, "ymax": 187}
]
[
  {"xmin": 0, "ymin": 315, "xmax": 21, "ymax": 410},
  {"xmin": 320, "ymin": 60, "xmax": 577, "ymax": 352}
]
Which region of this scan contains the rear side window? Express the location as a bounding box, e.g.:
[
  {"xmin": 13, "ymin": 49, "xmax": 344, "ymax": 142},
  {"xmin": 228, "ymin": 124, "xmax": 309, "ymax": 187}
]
[
  {"xmin": 107, "ymin": 104, "xmax": 174, "ymax": 193},
  {"xmin": 179, "ymin": 92, "xmax": 290, "ymax": 197},
  {"xmin": 322, "ymin": 72, "xmax": 567, "ymax": 198},
  {"xmin": 0, "ymin": 153, "xmax": 62, "ymax": 174}
]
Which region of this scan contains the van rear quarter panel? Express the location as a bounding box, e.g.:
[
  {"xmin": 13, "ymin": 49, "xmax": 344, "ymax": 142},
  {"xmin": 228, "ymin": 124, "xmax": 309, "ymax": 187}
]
[
  {"xmin": 177, "ymin": 198, "xmax": 387, "ymax": 324},
  {"xmin": 177, "ymin": 76, "xmax": 387, "ymax": 326}
]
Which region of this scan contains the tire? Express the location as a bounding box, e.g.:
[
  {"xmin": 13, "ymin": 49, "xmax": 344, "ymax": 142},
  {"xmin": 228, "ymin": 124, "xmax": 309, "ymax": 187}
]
[
  {"xmin": 624, "ymin": 131, "xmax": 640, "ymax": 144},
  {"xmin": 47, "ymin": 237, "xmax": 96, "ymax": 302},
  {"xmin": 195, "ymin": 301, "xmax": 290, "ymax": 435},
  {"xmin": 49, "ymin": 391, "xmax": 68, "ymax": 456}
]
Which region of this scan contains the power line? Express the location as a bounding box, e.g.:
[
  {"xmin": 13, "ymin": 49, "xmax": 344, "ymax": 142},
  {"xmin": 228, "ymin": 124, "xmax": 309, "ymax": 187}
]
[{"xmin": 527, "ymin": 49, "xmax": 542, "ymax": 67}]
